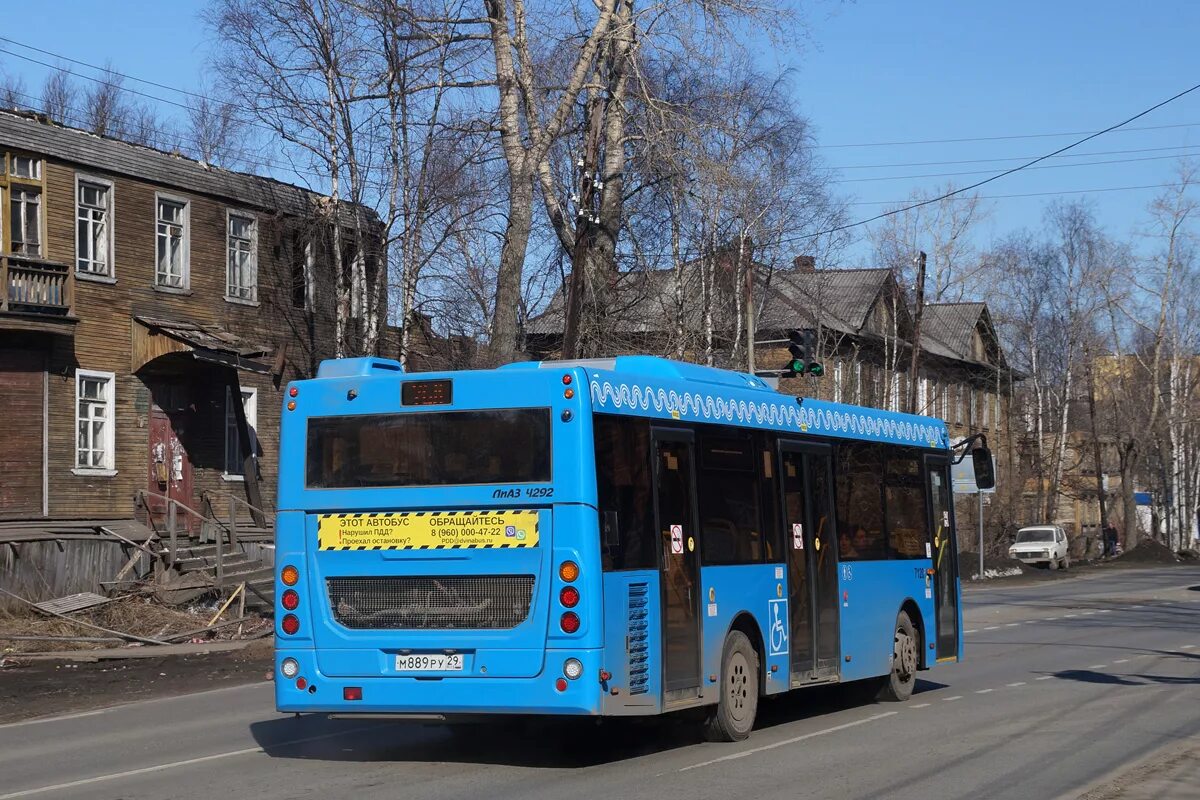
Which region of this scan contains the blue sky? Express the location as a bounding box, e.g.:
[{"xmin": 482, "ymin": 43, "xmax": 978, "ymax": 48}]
[{"xmin": 3, "ymin": 0, "xmax": 1197, "ymax": 263}]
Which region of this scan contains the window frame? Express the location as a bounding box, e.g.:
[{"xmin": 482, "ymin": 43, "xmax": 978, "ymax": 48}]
[
  {"xmin": 73, "ymin": 369, "xmax": 117, "ymax": 476},
  {"xmin": 225, "ymin": 208, "xmax": 259, "ymax": 304},
  {"xmin": 75, "ymin": 173, "xmax": 116, "ymax": 281},
  {"xmin": 9, "ymin": 184, "xmax": 43, "ymax": 257},
  {"xmin": 154, "ymin": 192, "xmax": 190, "ymax": 292},
  {"xmin": 223, "ymin": 386, "xmax": 259, "ymax": 480}
]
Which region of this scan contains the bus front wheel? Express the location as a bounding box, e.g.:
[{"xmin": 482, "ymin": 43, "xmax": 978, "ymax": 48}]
[
  {"xmin": 876, "ymin": 611, "xmax": 918, "ymax": 702},
  {"xmin": 704, "ymin": 630, "xmax": 759, "ymax": 742}
]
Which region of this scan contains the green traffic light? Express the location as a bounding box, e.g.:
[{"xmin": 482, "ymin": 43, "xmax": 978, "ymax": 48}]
[
  {"xmin": 787, "ymin": 359, "xmax": 805, "ymax": 374},
  {"xmin": 807, "ymin": 362, "xmax": 824, "ymax": 377}
]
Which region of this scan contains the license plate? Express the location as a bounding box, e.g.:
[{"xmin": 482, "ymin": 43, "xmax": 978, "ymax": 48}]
[{"xmin": 395, "ymin": 653, "xmax": 464, "ymax": 672}]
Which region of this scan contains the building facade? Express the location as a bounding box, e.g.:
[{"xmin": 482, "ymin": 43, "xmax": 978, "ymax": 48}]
[{"xmin": 0, "ymin": 110, "xmax": 365, "ymax": 524}]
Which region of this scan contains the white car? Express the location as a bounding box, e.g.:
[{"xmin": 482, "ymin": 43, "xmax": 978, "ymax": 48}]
[{"xmin": 1009, "ymin": 525, "xmax": 1071, "ymax": 569}]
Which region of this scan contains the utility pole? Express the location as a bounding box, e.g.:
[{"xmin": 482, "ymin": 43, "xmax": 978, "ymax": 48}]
[
  {"xmin": 745, "ymin": 242, "xmax": 756, "ymax": 374},
  {"xmin": 907, "ymin": 251, "xmax": 927, "ymax": 414},
  {"xmin": 561, "ymin": 92, "xmax": 605, "ymax": 360}
]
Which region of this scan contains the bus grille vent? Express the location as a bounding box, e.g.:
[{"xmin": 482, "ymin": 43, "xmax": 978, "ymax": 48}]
[
  {"xmin": 326, "ymin": 575, "xmax": 535, "ymax": 630},
  {"xmin": 627, "ymin": 582, "xmax": 649, "ymax": 695}
]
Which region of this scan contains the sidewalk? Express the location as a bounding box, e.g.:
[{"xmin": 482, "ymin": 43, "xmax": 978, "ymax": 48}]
[{"xmin": 1074, "ymin": 739, "xmax": 1200, "ymax": 800}]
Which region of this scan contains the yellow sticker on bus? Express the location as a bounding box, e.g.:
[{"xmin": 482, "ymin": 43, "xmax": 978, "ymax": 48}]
[{"xmin": 317, "ymin": 510, "xmax": 540, "ymax": 551}]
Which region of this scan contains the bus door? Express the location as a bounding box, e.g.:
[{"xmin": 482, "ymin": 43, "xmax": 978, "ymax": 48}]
[
  {"xmin": 780, "ymin": 443, "xmax": 841, "ymax": 684},
  {"xmin": 652, "ymin": 428, "xmax": 702, "ymax": 700},
  {"xmin": 925, "ymin": 455, "xmax": 959, "ymax": 661}
]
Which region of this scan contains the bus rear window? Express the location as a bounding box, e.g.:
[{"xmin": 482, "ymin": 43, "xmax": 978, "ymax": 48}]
[{"xmin": 306, "ymin": 409, "xmax": 551, "ymax": 488}]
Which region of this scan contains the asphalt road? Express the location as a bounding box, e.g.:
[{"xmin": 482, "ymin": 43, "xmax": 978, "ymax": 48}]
[{"xmin": 2, "ymin": 566, "xmax": 1197, "ymax": 800}]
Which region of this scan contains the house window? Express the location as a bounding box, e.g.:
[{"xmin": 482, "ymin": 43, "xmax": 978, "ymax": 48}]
[
  {"xmin": 76, "ymin": 370, "xmax": 115, "ymax": 472},
  {"xmin": 10, "ymin": 186, "xmax": 41, "ymax": 256},
  {"xmin": 76, "ymin": 178, "xmax": 112, "ymax": 276},
  {"xmin": 10, "ymin": 155, "xmax": 40, "ymax": 180},
  {"xmin": 955, "ymin": 384, "xmax": 964, "ymax": 425},
  {"xmin": 226, "ymin": 212, "xmax": 257, "ymax": 301},
  {"xmin": 291, "ymin": 237, "xmax": 314, "ymax": 310},
  {"xmin": 833, "ymin": 360, "xmax": 844, "ymax": 403},
  {"xmin": 224, "ymin": 387, "xmax": 258, "ymax": 477},
  {"xmin": 982, "ymin": 391, "xmax": 991, "ymax": 429},
  {"xmin": 155, "ymin": 196, "xmax": 188, "ymax": 288},
  {"xmin": 854, "ymin": 362, "xmax": 862, "ymax": 404}
]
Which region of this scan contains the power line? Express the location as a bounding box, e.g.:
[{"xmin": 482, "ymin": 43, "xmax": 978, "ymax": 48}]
[
  {"xmin": 0, "ymin": 36, "xmax": 215, "ymax": 103},
  {"xmin": 825, "ymin": 143, "xmax": 1200, "ymax": 171},
  {"xmin": 838, "ymin": 151, "xmax": 1200, "ymax": 184},
  {"xmin": 802, "ymin": 81, "xmax": 1200, "ymax": 241},
  {"xmin": 847, "ymin": 181, "xmax": 1185, "ymax": 206},
  {"xmin": 814, "ymin": 121, "xmax": 1200, "ymax": 149}
]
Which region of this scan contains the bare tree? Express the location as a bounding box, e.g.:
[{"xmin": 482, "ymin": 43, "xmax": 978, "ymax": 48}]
[
  {"xmin": 41, "ymin": 70, "xmax": 77, "ymax": 125},
  {"xmin": 82, "ymin": 66, "xmax": 131, "ymax": 138}
]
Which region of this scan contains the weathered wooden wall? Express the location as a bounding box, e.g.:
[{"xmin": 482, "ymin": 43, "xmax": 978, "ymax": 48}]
[{"xmin": 0, "ymin": 539, "xmax": 152, "ymax": 610}]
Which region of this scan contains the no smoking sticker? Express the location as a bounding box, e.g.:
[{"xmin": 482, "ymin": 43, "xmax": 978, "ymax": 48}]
[
  {"xmin": 670, "ymin": 524, "xmax": 683, "ymax": 554},
  {"xmin": 792, "ymin": 522, "xmax": 804, "ymax": 550}
]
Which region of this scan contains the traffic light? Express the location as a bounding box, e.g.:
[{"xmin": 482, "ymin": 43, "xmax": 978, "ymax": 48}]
[{"xmin": 785, "ymin": 329, "xmax": 823, "ymax": 377}]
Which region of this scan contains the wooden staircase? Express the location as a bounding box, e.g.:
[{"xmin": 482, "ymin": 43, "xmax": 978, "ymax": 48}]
[{"xmin": 135, "ymin": 490, "xmax": 276, "ymax": 614}]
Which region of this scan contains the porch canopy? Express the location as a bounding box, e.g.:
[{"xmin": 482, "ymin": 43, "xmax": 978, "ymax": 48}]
[{"xmin": 131, "ymin": 316, "xmax": 271, "ymax": 374}]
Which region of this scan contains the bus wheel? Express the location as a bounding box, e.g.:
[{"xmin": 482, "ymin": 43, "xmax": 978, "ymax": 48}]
[
  {"xmin": 704, "ymin": 630, "xmax": 759, "ymax": 742},
  {"xmin": 876, "ymin": 611, "xmax": 918, "ymax": 702}
]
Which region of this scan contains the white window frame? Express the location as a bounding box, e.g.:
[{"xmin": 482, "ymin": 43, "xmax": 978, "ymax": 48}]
[
  {"xmin": 10, "ymin": 155, "xmax": 41, "ymax": 180},
  {"xmin": 223, "ymin": 386, "xmax": 258, "ymax": 480},
  {"xmin": 154, "ymin": 192, "xmax": 190, "ymax": 291},
  {"xmin": 854, "ymin": 362, "xmax": 862, "ymax": 404},
  {"xmin": 982, "ymin": 391, "xmax": 991, "ymax": 429},
  {"xmin": 832, "ymin": 360, "xmax": 843, "ymax": 404},
  {"xmin": 955, "ymin": 384, "xmax": 964, "ymax": 425},
  {"xmin": 73, "ymin": 369, "xmax": 116, "ymax": 476},
  {"xmin": 10, "ymin": 184, "xmax": 43, "ymax": 257},
  {"xmin": 225, "ymin": 209, "xmax": 258, "ymax": 304},
  {"xmin": 75, "ymin": 173, "xmax": 115, "ymax": 280}
]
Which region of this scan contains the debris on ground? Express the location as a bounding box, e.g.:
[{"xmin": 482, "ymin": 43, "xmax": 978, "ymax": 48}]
[
  {"xmin": 960, "ymin": 551, "xmax": 1038, "ymax": 580},
  {"xmin": 1114, "ymin": 538, "xmax": 1182, "ymax": 565},
  {"xmin": 0, "ymin": 595, "xmax": 271, "ymax": 656}
]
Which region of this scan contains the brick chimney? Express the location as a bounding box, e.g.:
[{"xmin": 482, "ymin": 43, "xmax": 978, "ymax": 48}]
[{"xmin": 793, "ymin": 254, "xmax": 816, "ymax": 272}]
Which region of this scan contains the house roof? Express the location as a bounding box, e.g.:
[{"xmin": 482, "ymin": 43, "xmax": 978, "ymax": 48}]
[
  {"xmin": 525, "ymin": 266, "xmax": 895, "ymax": 339},
  {"xmin": 0, "ymin": 109, "xmax": 334, "ymax": 219},
  {"xmin": 921, "ymin": 303, "xmax": 986, "ymax": 359}
]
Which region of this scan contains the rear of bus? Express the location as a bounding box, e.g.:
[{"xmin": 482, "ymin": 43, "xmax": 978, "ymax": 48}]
[{"xmin": 274, "ymin": 358, "xmax": 603, "ymax": 717}]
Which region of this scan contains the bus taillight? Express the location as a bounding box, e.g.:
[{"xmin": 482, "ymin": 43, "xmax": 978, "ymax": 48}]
[
  {"xmin": 281, "ymin": 565, "xmax": 299, "ymax": 586},
  {"xmin": 560, "ymin": 612, "xmax": 580, "ymax": 634},
  {"xmin": 559, "ymin": 586, "xmax": 580, "ymax": 608},
  {"xmin": 559, "ymin": 561, "xmax": 579, "ymax": 582},
  {"xmin": 281, "ymin": 614, "xmax": 300, "ymax": 635},
  {"xmin": 282, "ymin": 590, "xmax": 300, "ymax": 611}
]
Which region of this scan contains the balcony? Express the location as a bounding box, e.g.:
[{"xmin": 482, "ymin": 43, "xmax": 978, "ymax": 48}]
[{"xmin": 0, "ymin": 255, "xmax": 76, "ymax": 335}]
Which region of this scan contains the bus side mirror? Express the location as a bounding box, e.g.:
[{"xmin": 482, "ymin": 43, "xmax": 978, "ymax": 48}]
[{"xmin": 972, "ymin": 448, "xmax": 995, "ymax": 490}]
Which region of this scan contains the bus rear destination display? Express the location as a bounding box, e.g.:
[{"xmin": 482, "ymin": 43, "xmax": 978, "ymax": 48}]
[{"xmin": 317, "ymin": 510, "xmax": 539, "ymax": 550}]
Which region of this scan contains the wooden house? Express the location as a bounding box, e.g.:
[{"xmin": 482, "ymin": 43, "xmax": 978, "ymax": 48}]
[{"xmin": 0, "ymin": 110, "xmax": 377, "ymax": 529}]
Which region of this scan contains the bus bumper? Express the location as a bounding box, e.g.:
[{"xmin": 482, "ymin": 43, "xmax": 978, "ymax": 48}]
[{"xmin": 275, "ymin": 648, "xmax": 605, "ymax": 716}]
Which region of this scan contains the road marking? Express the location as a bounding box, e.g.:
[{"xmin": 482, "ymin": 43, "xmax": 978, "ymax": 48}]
[
  {"xmin": 1114, "ymin": 659, "xmax": 1129, "ymax": 664},
  {"xmin": 1007, "ymin": 682, "xmax": 1027, "ymax": 687},
  {"xmin": 975, "ymin": 689, "xmax": 994, "ymax": 694},
  {"xmin": 677, "ymin": 712, "xmax": 898, "ymax": 772},
  {"xmin": 1005, "ymin": 623, "xmax": 1020, "ymax": 627},
  {"xmin": 984, "ymin": 626, "xmax": 999, "ymax": 631},
  {"xmin": 1098, "ymin": 610, "xmax": 1112, "ymax": 614},
  {"xmin": 1131, "ymin": 605, "xmax": 1145, "ymax": 609},
  {"xmin": 1089, "ymin": 664, "xmax": 1108, "ymax": 670},
  {"xmin": 1044, "ymin": 617, "xmax": 1059, "ymax": 621},
  {"xmin": 1064, "ymin": 614, "xmax": 1077, "ymax": 618},
  {"xmin": 1182, "ymin": 645, "xmax": 1196, "ymax": 650},
  {"xmin": 1035, "ymin": 676, "xmax": 1054, "ymax": 681},
  {"xmin": 0, "ymin": 709, "xmax": 106, "ymax": 730},
  {"xmin": 944, "ymin": 695, "xmax": 963, "ymax": 702},
  {"xmin": 1081, "ymin": 611, "xmax": 1095, "ymax": 616},
  {"xmin": 964, "ymin": 629, "xmax": 978, "ymax": 634},
  {"xmin": 0, "ymin": 724, "xmax": 386, "ymax": 799}
]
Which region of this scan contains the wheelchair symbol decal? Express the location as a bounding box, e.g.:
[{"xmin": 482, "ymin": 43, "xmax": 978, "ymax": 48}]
[{"xmin": 768, "ymin": 598, "xmax": 788, "ymax": 656}]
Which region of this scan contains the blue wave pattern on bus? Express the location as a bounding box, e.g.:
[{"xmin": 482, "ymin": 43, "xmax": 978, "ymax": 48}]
[{"xmin": 589, "ymin": 377, "xmax": 947, "ymax": 448}]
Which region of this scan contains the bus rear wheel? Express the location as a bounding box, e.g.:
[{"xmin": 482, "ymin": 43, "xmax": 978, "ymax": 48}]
[
  {"xmin": 704, "ymin": 630, "xmax": 759, "ymax": 742},
  {"xmin": 876, "ymin": 611, "xmax": 918, "ymax": 702}
]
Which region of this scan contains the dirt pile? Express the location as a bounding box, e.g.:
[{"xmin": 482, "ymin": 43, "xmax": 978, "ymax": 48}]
[{"xmin": 1115, "ymin": 538, "xmax": 1182, "ymax": 565}]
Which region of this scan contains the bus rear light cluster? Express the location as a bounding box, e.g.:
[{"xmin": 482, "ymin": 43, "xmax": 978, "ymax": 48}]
[
  {"xmin": 559, "ymin": 586, "xmax": 580, "ymax": 608},
  {"xmin": 563, "ymin": 658, "xmax": 583, "ymax": 680},
  {"xmin": 281, "ymin": 614, "xmax": 300, "ymax": 635},
  {"xmin": 344, "ymin": 687, "xmax": 363, "ymax": 701},
  {"xmin": 281, "ymin": 565, "xmax": 299, "ymax": 586},
  {"xmin": 280, "ymin": 658, "xmax": 299, "ymax": 678},
  {"xmin": 281, "ymin": 590, "xmax": 300, "ymax": 611},
  {"xmin": 559, "ymin": 561, "xmax": 579, "ymax": 582},
  {"xmin": 560, "ymin": 611, "xmax": 580, "ymax": 634}
]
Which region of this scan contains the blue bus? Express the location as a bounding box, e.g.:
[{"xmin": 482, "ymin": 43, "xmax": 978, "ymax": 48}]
[{"xmin": 274, "ymin": 355, "xmax": 990, "ymax": 741}]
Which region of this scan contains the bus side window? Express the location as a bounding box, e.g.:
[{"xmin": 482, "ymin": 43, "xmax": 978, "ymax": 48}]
[
  {"xmin": 835, "ymin": 443, "xmax": 887, "ymax": 560},
  {"xmin": 594, "ymin": 416, "xmax": 656, "ymax": 571}
]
